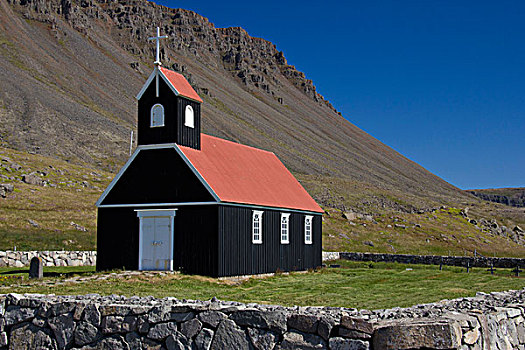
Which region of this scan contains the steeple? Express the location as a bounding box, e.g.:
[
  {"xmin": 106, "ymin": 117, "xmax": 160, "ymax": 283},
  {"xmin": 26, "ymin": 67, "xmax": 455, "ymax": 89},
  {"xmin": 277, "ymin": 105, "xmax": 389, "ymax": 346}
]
[{"xmin": 135, "ymin": 27, "xmax": 203, "ymax": 150}]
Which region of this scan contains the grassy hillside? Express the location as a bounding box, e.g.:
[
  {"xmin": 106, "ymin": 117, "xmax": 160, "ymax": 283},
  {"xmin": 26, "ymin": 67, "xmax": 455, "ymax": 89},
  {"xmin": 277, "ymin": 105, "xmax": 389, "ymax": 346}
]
[{"xmin": 2, "ymin": 146, "xmax": 525, "ymax": 258}]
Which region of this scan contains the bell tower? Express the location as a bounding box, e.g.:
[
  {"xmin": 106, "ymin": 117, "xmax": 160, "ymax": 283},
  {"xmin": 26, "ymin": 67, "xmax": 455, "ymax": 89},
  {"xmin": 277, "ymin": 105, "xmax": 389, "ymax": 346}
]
[{"xmin": 135, "ymin": 27, "xmax": 202, "ymax": 150}]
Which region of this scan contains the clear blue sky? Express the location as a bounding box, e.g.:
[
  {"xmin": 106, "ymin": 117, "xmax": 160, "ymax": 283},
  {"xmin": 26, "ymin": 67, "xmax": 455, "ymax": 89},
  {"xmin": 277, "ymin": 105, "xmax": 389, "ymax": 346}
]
[{"xmin": 155, "ymin": 0, "xmax": 525, "ymax": 190}]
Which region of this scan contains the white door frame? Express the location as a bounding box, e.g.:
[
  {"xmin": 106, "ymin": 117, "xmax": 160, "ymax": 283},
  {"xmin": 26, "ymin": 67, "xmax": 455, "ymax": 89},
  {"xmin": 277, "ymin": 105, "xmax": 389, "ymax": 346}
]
[{"xmin": 136, "ymin": 209, "xmax": 177, "ymax": 270}]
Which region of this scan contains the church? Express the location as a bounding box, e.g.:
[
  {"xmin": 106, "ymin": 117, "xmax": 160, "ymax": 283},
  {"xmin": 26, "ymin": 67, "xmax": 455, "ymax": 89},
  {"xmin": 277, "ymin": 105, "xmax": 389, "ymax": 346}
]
[{"xmin": 95, "ymin": 28, "xmax": 323, "ymax": 277}]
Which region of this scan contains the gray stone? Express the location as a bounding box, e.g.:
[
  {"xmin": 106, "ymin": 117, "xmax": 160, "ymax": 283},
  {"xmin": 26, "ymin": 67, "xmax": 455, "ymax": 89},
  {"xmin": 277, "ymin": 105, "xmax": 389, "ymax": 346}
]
[
  {"xmin": 171, "ymin": 311, "xmax": 195, "ymax": 322},
  {"xmin": 288, "ymin": 314, "xmax": 319, "ymax": 333},
  {"xmin": 48, "ymin": 313, "xmax": 76, "ymax": 349},
  {"xmin": 198, "ymin": 310, "xmax": 228, "ymax": 328},
  {"xmin": 194, "ymin": 328, "xmax": 214, "ymax": 350},
  {"xmin": 372, "ymin": 319, "xmax": 461, "ymax": 350},
  {"xmin": 338, "ymin": 328, "xmax": 371, "ymax": 339},
  {"xmin": 82, "ymin": 303, "xmax": 101, "ymax": 326},
  {"xmin": 517, "ymin": 321, "xmax": 525, "ymax": 344},
  {"xmin": 137, "ymin": 316, "xmax": 150, "ymax": 334},
  {"xmin": 75, "ymin": 321, "xmax": 100, "ymax": 346},
  {"xmin": 50, "ymin": 301, "xmax": 76, "ymax": 316},
  {"xmin": 147, "ymin": 321, "xmax": 177, "ymax": 340},
  {"xmin": 101, "ymin": 315, "xmax": 137, "ymax": 333},
  {"xmin": 4, "ymin": 306, "xmax": 37, "ymax": 326},
  {"xmin": 247, "ymin": 328, "xmax": 278, "ymax": 350},
  {"xmin": 317, "ymin": 317, "xmax": 336, "ymax": 340},
  {"xmin": 148, "ymin": 306, "xmax": 172, "ymax": 323},
  {"xmin": 9, "ymin": 323, "xmax": 57, "ymax": 350},
  {"xmin": 29, "ymin": 256, "xmax": 43, "ymax": 279},
  {"xmin": 125, "ymin": 332, "xmax": 163, "ymax": 350},
  {"xmin": 22, "ymin": 172, "xmax": 44, "ymax": 186},
  {"xmin": 210, "ymin": 319, "xmax": 249, "ymax": 350},
  {"xmin": 280, "ymin": 330, "xmax": 327, "ymax": 349},
  {"xmin": 166, "ymin": 331, "xmax": 191, "ymax": 350},
  {"xmin": 78, "ymin": 335, "xmax": 130, "ymax": 350},
  {"xmin": 0, "ymin": 183, "xmax": 14, "ymax": 198},
  {"xmin": 0, "ymin": 331, "xmax": 7, "ymax": 347},
  {"xmin": 180, "ymin": 318, "xmax": 202, "ymax": 339},
  {"xmin": 340, "ymin": 316, "xmax": 374, "ymax": 334},
  {"xmin": 462, "ymin": 328, "xmax": 480, "ymax": 345},
  {"xmin": 329, "ymin": 337, "xmax": 369, "ymax": 350},
  {"xmin": 230, "ymin": 309, "xmax": 287, "ymax": 333}
]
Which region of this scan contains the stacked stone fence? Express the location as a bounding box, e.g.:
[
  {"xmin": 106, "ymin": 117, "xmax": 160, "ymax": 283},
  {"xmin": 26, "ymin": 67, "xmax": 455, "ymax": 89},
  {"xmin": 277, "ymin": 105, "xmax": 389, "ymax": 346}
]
[
  {"xmin": 3, "ymin": 250, "xmax": 525, "ymax": 269},
  {"xmin": 0, "ymin": 288, "xmax": 524, "ymax": 349},
  {"xmin": 0, "ymin": 251, "xmax": 96, "ymax": 268},
  {"xmin": 323, "ymin": 251, "xmax": 525, "ymax": 269}
]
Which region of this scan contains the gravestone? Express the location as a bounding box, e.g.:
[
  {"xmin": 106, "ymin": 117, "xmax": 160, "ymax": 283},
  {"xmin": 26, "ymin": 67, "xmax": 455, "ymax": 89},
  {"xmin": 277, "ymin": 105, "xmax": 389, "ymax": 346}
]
[{"xmin": 29, "ymin": 257, "xmax": 43, "ymax": 279}]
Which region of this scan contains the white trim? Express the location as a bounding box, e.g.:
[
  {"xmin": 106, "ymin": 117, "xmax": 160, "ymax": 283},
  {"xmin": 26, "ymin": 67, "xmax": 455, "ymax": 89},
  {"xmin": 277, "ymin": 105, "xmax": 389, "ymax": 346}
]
[
  {"xmin": 252, "ymin": 210, "xmax": 263, "ymax": 244},
  {"xmin": 136, "ymin": 209, "xmax": 176, "ymax": 271},
  {"xmin": 220, "ymin": 202, "xmax": 322, "ymax": 215},
  {"xmin": 155, "ymin": 69, "xmax": 159, "ymax": 97},
  {"xmin": 150, "ymin": 103, "xmax": 165, "ymax": 127},
  {"xmin": 136, "ymin": 68, "xmax": 202, "ymax": 103},
  {"xmin": 135, "ymin": 209, "xmax": 177, "ymax": 217},
  {"xmin": 95, "ymin": 147, "xmax": 142, "ymax": 207},
  {"xmin": 304, "ymin": 215, "xmax": 313, "ymax": 244},
  {"xmin": 99, "ymin": 200, "xmax": 322, "ymax": 215},
  {"xmin": 280, "ymin": 213, "xmax": 290, "ymax": 244},
  {"xmin": 99, "ymin": 202, "xmax": 217, "ymax": 208},
  {"xmin": 136, "ymin": 69, "xmax": 157, "ymax": 100},
  {"xmin": 96, "ymin": 144, "xmax": 220, "ymax": 207},
  {"xmin": 172, "ymin": 145, "xmax": 220, "ymax": 202}
]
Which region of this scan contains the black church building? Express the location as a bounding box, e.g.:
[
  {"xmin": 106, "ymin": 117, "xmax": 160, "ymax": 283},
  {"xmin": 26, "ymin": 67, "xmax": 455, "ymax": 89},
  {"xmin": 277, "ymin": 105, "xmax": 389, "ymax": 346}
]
[{"xmin": 96, "ymin": 54, "xmax": 323, "ymax": 277}]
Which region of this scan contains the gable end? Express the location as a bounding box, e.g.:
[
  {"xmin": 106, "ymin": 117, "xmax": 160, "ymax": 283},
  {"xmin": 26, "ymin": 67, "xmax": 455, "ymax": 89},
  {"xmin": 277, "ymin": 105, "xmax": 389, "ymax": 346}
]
[{"xmin": 96, "ymin": 144, "xmax": 219, "ymax": 207}]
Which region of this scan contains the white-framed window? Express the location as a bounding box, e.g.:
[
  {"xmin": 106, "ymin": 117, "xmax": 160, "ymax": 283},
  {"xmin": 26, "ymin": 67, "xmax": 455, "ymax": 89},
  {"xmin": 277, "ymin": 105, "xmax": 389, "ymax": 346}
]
[
  {"xmin": 184, "ymin": 105, "xmax": 194, "ymax": 128},
  {"xmin": 151, "ymin": 104, "xmax": 165, "ymax": 127},
  {"xmin": 252, "ymin": 210, "xmax": 263, "ymax": 244},
  {"xmin": 304, "ymin": 215, "xmax": 313, "ymax": 244},
  {"xmin": 281, "ymin": 213, "xmax": 290, "ymax": 244}
]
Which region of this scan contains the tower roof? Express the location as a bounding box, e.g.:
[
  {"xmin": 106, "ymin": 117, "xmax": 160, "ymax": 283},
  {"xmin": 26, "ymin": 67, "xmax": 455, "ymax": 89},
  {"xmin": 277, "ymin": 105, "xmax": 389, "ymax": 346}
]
[{"xmin": 136, "ymin": 67, "xmax": 203, "ymax": 103}]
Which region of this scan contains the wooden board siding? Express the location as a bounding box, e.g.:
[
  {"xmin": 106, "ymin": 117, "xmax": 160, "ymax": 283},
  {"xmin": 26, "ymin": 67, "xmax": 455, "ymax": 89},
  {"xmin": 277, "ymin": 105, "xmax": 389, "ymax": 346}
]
[
  {"xmin": 97, "ymin": 206, "xmax": 218, "ymax": 275},
  {"xmin": 97, "ymin": 207, "xmax": 140, "ymax": 271},
  {"xmin": 176, "ymin": 98, "xmax": 201, "ymax": 150},
  {"xmin": 217, "ymin": 205, "xmax": 322, "ymax": 277},
  {"xmin": 173, "ymin": 205, "xmax": 218, "ymax": 276},
  {"xmin": 137, "ymin": 77, "xmax": 200, "ymax": 149},
  {"xmin": 101, "ymin": 148, "xmax": 215, "ymax": 205}
]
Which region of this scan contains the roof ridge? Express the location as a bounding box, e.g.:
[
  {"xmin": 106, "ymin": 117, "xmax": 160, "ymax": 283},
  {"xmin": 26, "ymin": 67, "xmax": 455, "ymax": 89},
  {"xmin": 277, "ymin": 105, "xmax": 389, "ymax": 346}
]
[{"xmin": 200, "ymin": 134, "xmax": 275, "ymax": 155}]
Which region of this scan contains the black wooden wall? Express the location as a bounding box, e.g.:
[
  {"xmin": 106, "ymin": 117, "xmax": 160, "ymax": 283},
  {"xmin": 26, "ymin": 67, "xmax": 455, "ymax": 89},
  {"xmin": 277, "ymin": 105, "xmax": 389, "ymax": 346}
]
[
  {"xmin": 101, "ymin": 148, "xmax": 214, "ymax": 206},
  {"xmin": 217, "ymin": 205, "xmax": 322, "ymax": 277},
  {"xmin": 96, "ymin": 206, "xmax": 218, "ymax": 276},
  {"xmin": 137, "ymin": 75, "xmax": 201, "ymax": 149}
]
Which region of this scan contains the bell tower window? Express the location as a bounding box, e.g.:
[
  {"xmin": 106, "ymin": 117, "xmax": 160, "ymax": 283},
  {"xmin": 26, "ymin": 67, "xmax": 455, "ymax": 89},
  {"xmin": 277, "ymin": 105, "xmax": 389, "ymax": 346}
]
[
  {"xmin": 184, "ymin": 105, "xmax": 194, "ymax": 128},
  {"xmin": 151, "ymin": 104, "xmax": 165, "ymax": 127}
]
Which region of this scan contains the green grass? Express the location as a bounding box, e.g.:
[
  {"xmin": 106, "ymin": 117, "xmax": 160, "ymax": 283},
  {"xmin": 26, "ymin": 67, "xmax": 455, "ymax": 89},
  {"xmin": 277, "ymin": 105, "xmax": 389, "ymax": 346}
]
[{"xmin": 2, "ymin": 261, "xmax": 524, "ymax": 310}]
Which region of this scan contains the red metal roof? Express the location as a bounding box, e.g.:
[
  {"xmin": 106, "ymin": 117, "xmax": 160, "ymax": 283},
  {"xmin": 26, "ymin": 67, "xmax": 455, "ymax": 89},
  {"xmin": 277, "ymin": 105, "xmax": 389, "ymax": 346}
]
[
  {"xmin": 160, "ymin": 67, "xmax": 203, "ymax": 103},
  {"xmin": 179, "ymin": 135, "xmax": 323, "ymax": 213}
]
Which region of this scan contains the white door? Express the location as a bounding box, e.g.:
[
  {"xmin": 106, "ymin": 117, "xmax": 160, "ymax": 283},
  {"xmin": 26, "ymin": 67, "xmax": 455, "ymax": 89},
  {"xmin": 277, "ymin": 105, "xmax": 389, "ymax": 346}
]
[
  {"xmin": 141, "ymin": 217, "xmax": 172, "ymax": 270},
  {"xmin": 137, "ymin": 209, "xmax": 176, "ymax": 271}
]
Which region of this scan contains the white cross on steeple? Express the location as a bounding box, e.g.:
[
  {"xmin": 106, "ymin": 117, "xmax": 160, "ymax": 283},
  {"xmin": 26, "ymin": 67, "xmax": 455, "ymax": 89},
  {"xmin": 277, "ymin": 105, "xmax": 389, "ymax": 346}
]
[{"xmin": 149, "ymin": 27, "xmax": 168, "ymax": 66}]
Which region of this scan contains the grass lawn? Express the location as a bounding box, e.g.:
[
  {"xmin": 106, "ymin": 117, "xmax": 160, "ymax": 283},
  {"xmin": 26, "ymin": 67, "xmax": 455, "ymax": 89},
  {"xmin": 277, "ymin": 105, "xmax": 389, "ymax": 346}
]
[{"xmin": 1, "ymin": 261, "xmax": 524, "ymax": 310}]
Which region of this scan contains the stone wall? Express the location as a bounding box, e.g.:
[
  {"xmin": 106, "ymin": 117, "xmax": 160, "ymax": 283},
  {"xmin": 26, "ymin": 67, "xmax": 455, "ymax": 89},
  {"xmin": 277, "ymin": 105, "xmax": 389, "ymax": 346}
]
[
  {"xmin": 0, "ymin": 251, "xmax": 96, "ymax": 268},
  {"xmin": 0, "ymin": 289, "xmax": 524, "ymax": 349},
  {"xmin": 323, "ymin": 251, "xmax": 525, "ymax": 269}
]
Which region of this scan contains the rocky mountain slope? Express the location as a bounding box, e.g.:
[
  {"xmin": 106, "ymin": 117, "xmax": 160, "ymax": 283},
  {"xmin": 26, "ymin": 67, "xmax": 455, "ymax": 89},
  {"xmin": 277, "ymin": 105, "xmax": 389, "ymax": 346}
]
[
  {"xmin": 467, "ymin": 188, "xmax": 525, "ymax": 208},
  {"xmin": 0, "ymin": 0, "xmax": 466, "ymax": 204},
  {"xmin": 1, "ymin": 0, "xmax": 524, "ymax": 255}
]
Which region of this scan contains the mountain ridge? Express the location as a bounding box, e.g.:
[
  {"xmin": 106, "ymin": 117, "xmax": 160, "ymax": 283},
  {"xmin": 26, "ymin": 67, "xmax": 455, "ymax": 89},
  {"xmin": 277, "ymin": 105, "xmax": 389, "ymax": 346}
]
[{"xmin": 0, "ymin": 0, "xmax": 470, "ymax": 206}]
